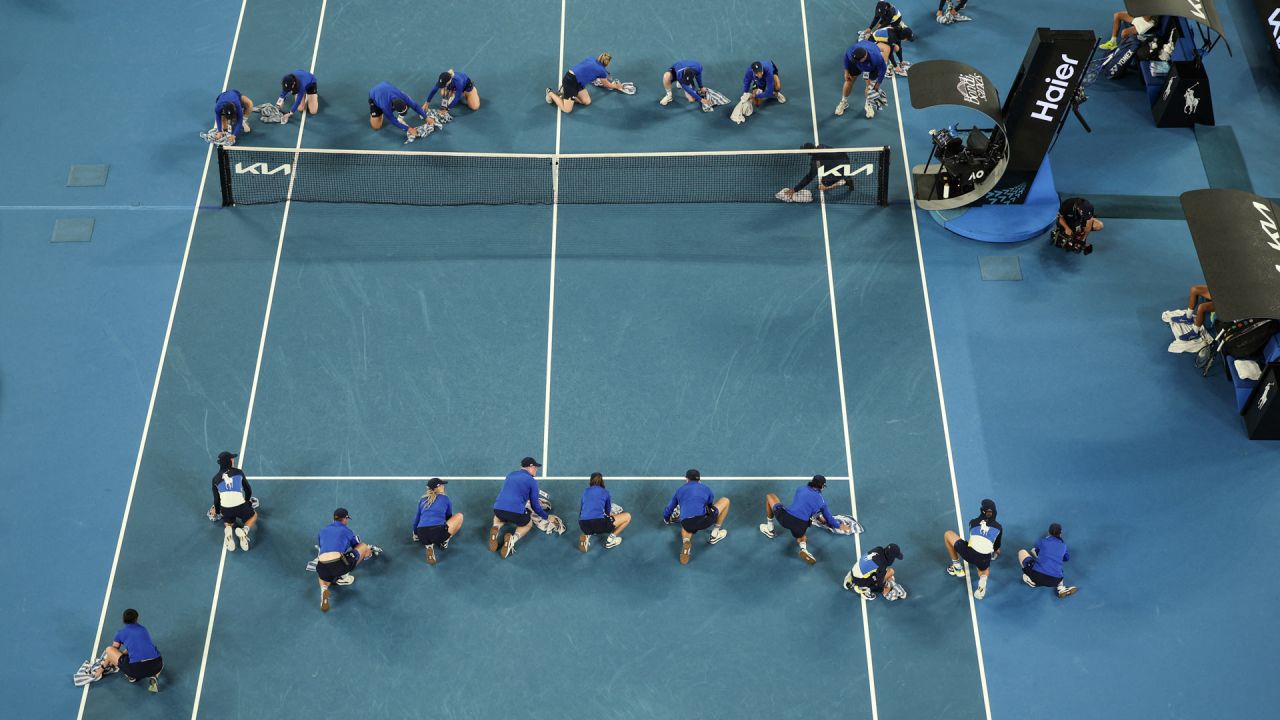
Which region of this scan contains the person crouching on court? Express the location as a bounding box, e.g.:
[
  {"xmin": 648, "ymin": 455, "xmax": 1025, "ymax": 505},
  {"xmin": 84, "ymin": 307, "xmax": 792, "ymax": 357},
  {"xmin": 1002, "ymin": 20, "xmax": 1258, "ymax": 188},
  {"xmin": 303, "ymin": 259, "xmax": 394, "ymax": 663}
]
[
  {"xmin": 414, "ymin": 478, "xmax": 463, "ymax": 565},
  {"xmin": 777, "ymin": 143, "xmax": 853, "ymax": 203},
  {"xmin": 214, "ymin": 88, "xmax": 253, "ymax": 141},
  {"xmin": 1019, "ymin": 523, "xmax": 1078, "ymax": 598},
  {"xmin": 316, "ymin": 507, "xmax": 382, "ymax": 613},
  {"xmin": 835, "ymin": 42, "xmax": 886, "ymax": 118},
  {"xmin": 844, "ymin": 543, "xmax": 902, "ymax": 600},
  {"xmin": 547, "ymin": 53, "xmax": 623, "ymax": 113},
  {"xmin": 742, "ymin": 60, "xmax": 785, "ymax": 107},
  {"xmin": 277, "ymin": 69, "xmax": 319, "ymax": 123},
  {"xmin": 660, "ymin": 60, "xmax": 712, "ymax": 109},
  {"xmin": 491, "ymin": 457, "xmax": 549, "ymax": 559},
  {"xmin": 427, "ymin": 69, "xmax": 479, "ymax": 114},
  {"xmin": 944, "ymin": 498, "xmax": 1002, "ymax": 599},
  {"xmin": 87, "ymin": 608, "xmax": 164, "ymax": 692},
  {"xmin": 759, "ymin": 475, "xmax": 849, "ymax": 565},
  {"xmin": 663, "ymin": 469, "xmax": 730, "ymax": 565},
  {"xmin": 578, "ymin": 472, "xmax": 631, "ymax": 552},
  {"xmin": 212, "ymin": 451, "xmax": 257, "ymax": 552},
  {"xmin": 368, "ymin": 80, "xmax": 433, "ymax": 139}
]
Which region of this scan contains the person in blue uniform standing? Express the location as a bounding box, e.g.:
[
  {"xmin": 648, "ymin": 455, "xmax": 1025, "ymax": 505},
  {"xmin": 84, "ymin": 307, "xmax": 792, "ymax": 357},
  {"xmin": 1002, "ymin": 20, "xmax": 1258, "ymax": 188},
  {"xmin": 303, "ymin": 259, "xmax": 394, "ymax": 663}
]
[
  {"xmin": 944, "ymin": 498, "xmax": 1002, "ymax": 599},
  {"xmin": 212, "ymin": 451, "xmax": 257, "ymax": 552},
  {"xmin": 414, "ymin": 478, "xmax": 464, "ymax": 566},
  {"xmin": 87, "ymin": 608, "xmax": 164, "ymax": 692},
  {"xmin": 368, "ymin": 80, "xmax": 433, "ymax": 138},
  {"xmin": 491, "ymin": 457, "xmax": 548, "ymax": 559},
  {"xmin": 759, "ymin": 475, "xmax": 850, "ymax": 565},
  {"xmin": 742, "ymin": 60, "xmax": 785, "ymax": 107},
  {"xmin": 578, "ymin": 472, "xmax": 632, "ymax": 552},
  {"xmin": 660, "ymin": 60, "xmax": 711, "ymax": 108},
  {"xmin": 1019, "ymin": 523, "xmax": 1078, "ymax": 598},
  {"xmin": 843, "ymin": 543, "xmax": 902, "ymax": 600},
  {"xmin": 547, "ymin": 53, "xmax": 623, "ymax": 113},
  {"xmin": 214, "ymin": 89, "xmax": 253, "ymax": 140},
  {"xmin": 316, "ymin": 508, "xmax": 382, "ymax": 613},
  {"xmin": 835, "ymin": 42, "xmax": 886, "ymax": 118},
  {"xmin": 663, "ymin": 469, "xmax": 730, "ymax": 565},
  {"xmin": 426, "ymin": 69, "xmax": 480, "ymax": 113},
  {"xmin": 277, "ymin": 69, "xmax": 318, "ymax": 123}
]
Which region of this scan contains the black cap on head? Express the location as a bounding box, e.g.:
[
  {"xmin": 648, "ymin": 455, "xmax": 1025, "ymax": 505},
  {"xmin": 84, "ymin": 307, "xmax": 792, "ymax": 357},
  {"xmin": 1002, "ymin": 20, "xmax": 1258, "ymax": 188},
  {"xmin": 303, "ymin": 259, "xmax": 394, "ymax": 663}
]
[
  {"xmin": 751, "ymin": 61, "xmax": 763, "ymax": 74},
  {"xmin": 680, "ymin": 68, "xmax": 695, "ymax": 85},
  {"xmin": 219, "ymin": 103, "xmax": 236, "ymax": 117},
  {"xmin": 980, "ymin": 498, "xmax": 997, "ymax": 515},
  {"xmin": 437, "ymin": 71, "xmax": 453, "ymax": 88},
  {"xmin": 122, "ymin": 608, "xmax": 139, "ymax": 624},
  {"xmin": 427, "ymin": 478, "xmax": 447, "ymax": 489},
  {"xmin": 884, "ymin": 543, "xmax": 903, "ymax": 561},
  {"xmin": 282, "ymin": 73, "xmax": 298, "ymax": 92},
  {"xmin": 1048, "ymin": 523, "xmax": 1063, "ymax": 537},
  {"xmin": 390, "ymin": 97, "xmax": 408, "ymax": 113},
  {"xmin": 217, "ymin": 451, "xmax": 237, "ymax": 466},
  {"xmin": 333, "ymin": 507, "xmax": 350, "ymax": 520},
  {"xmin": 809, "ymin": 474, "xmax": 827, "ymax": 489},
  {"xmin": 802, "ymin": 141, "xmax": 816, "ymax": 150},
  {"xmin": 901, "ymin": 26, "xmax": 916, "ymax": 41},
  {"xmin": 852, "ymin": 46, "xmax": 869, "ymax": 61},
  {"xmin": 685, "ymin": 469, "xmax": 701, "ymax": 481},
  {"xmin": 521, "ymin": 457, "xmax": 542, "ymax": 468}
]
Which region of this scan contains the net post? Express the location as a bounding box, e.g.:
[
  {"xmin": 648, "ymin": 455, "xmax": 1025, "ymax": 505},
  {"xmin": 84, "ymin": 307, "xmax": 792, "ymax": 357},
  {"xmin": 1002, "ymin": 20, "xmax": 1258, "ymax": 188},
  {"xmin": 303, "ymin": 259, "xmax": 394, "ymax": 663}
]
[
  {"xmin": 217, "ymin": 146, "xmax": 234, "ymax": 207},
  {"xmin": 878, "ymin": 146, "xmax": 890, "ymax": 207},
  {"xmin": 550, "ymin": 155, "xmax": 559, "ymax": 204}
]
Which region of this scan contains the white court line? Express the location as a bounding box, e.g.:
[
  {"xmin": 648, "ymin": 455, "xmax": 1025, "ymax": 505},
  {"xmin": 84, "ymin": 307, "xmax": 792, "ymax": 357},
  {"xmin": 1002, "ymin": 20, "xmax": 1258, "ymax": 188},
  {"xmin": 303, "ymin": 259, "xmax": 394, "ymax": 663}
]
[
  {"xmin": 889, "ymin": 73, "xmax": 994, "ymax": 720},
  {"xmin": 75, "ymin": 2, "xmax": 250, "ymax": 718},
  {"xmin": 188, "ymin": 4, "xmax": 329, "ymax": 719},
  {"xmin": 799, "ymin": 3, "xmax": 878, "ymax": 720},
  {"xmin": 249, "ymin": 475, "xmax": 848, "ymax": 482},
  {"xmin": 540, "ymin": 0, "xmax": 567, "ymax": 473}
]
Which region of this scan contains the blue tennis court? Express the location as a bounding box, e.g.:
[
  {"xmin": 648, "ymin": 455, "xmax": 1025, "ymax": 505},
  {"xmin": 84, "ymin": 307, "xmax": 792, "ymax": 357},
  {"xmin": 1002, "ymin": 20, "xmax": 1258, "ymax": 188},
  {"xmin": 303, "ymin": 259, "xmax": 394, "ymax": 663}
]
[{"xmin": 6, "ymin": 1, "xmax": 1280, "ymax": 719}]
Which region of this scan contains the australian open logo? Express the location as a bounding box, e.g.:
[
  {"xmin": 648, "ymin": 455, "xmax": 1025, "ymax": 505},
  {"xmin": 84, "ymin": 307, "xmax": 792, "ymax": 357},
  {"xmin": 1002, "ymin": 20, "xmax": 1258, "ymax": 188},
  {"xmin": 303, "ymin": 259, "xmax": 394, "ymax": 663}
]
[{"xmin": 957, "ymin": 73, "xmax": 987, "ymax": 105}]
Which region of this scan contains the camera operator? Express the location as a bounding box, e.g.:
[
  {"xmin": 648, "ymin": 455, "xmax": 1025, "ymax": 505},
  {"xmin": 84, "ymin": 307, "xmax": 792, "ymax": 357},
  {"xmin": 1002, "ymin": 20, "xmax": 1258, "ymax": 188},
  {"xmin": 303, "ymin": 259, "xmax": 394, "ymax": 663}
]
[{"xmin": 1052, "ymin": 197, "xmax": 1103, "ymax": 254}]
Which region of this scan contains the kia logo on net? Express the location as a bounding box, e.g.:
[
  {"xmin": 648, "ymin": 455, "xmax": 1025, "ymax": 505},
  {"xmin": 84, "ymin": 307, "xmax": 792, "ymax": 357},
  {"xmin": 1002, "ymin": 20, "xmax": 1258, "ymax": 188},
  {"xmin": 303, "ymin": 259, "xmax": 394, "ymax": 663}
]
[
  {"xmin": 235, "ymin": 162, "xmax": 292, "ymax": 175},
  {"xmin": 818, "ymin": 163, "xmax": 875, "ymax": 179}
]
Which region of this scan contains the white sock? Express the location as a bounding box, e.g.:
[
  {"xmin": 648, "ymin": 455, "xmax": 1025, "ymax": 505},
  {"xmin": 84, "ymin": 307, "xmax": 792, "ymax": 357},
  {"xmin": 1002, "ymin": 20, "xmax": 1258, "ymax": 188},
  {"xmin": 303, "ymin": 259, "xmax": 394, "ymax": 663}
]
[
  {"xmin": 510, "ymin": 533, "xmax": 520, "ymax": 546},
  {"xmin": 799, "ymin": 541, "xmax": 808, "ymax": 551},
  {"xmin": 978, "ymin": 576, "xmax": 988, "ymax": 589},
  {"xmin": 224, "ymin": 526, "xmax": 233, "ymax": 538},
  {"xmin": 608, "ymin": 534, "xmax": 618, "ymax": 541},
  {"xmin": 765, "ymin": 519, "xmax": 775, "ymax": 531}
]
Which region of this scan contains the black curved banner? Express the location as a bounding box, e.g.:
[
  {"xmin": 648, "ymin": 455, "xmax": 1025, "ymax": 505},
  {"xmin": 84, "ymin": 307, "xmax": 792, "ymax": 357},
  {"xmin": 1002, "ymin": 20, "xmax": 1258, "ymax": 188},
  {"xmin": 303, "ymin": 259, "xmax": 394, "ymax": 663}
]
[
  {"xmin": 1181, "ymin": 189, "xmax": 1280, "ymax": 321},
  {"xmin": 906, "ymin": 60, "xmax": 1003, "ymax": 123}
]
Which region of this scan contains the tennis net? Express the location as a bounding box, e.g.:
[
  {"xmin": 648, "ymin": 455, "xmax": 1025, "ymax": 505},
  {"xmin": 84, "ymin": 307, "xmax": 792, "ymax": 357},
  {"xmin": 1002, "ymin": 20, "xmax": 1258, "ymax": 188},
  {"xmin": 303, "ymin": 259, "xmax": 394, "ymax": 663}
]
[{"xmin": 217, "ymin": 146, "xmax": 890, "ymax": 207}]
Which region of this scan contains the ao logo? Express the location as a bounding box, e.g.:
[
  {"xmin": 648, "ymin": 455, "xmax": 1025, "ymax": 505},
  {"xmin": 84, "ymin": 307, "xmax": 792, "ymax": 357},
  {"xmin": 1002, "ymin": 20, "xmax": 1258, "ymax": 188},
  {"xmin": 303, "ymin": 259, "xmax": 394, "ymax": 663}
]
[
  {"xmin": 235, "ymin": 162, "xmax": 292, "ymax": 175},
  {"xmin": 818, "ymin": 163, "xmax": 875, "ymax": 180}
]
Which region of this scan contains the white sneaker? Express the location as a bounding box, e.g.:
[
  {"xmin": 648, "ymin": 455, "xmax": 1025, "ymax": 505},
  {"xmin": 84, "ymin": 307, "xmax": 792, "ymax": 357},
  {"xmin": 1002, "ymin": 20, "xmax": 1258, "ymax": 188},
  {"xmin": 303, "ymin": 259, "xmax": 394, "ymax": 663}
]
[
  {"xmin": 335, "ymin": 574, "xmax": 355, "ymax": 586},
  {"xmin": 834, "ymin": 98, "xmax": 849, "ymax": 116},
  {"xmin": 973, "ymin": 584, "xmax": 986, "ymax": 600},
  {"xmin": 1058, "ymin": 585, "xmax": 1078, "ymax": 598},
  {"xmin": 659, "ymin": 94, "xmax": 673, "ymax": 106},
  {"xmin": 708, "ymin": 527, "xmax": 728, "ymax": 545},
  {"xmin": 799, "ymin": 548, "xmax": 817, "ymax": 565},
  {"xmin": 223, "ymin": 527, "xmax": 235, "ymax": 552},
  {"xmin": 605, "ymin": 535, "xmax": 622, "ymax": 549},
  {"xmin": 776, "ymin": 92, "xmax": 787, "ymax": 104},
  {"xmin": 865, "ymin": 101, "xmax": 876, "ymax": 119},
  {"xmin": 946, "ymin": 561, "xmax": 965, "ymax": 577},
  {"xmin": 235, "ymin": 527, "xmax": 250, "ymax": 552},
  {"xmin": 1022, "ymin": 573, "xmax": 1037, "ymax": 588},
  {"xmin": 241, "ymin": 119, "xmax": 251, "ymax": 134},
  {"xmin": 369, "ymin": 545, "xmax": 384, "ymax": 556},
  {"xmin": 579, "ymin": 534, "xmax": 590, "ymax": 553},
  {"xmin": 758, "ymin": 523, "xmax": 776, "ymax": 538}
]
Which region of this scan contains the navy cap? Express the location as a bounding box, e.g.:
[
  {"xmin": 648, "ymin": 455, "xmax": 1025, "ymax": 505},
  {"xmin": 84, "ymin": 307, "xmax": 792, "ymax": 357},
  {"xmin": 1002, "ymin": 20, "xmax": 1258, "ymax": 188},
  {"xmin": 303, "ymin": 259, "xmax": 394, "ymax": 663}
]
[
  {"xmin": 333, "ymin": 507, "xmax": 350, "ymax": 520},
  {"xmin": 852, "ymin": 46, "xmax": 869, "ymax": 61},
  {"xmin": 751, "ymin": 61, "xmax": 763, "ymax": 74},
  {"xmin": 884, "ymin": 543, "xmax": 903, "ymax": 561},
  {"xmin": 521, "ymin": 457, "xmax": 542, "ymax": 468},
  {"xmin": 1049, "ymin": 523, "xmax": 1063, "ymax": 536},
  {"xmin": 217, "ymin": 451, "xmax": 237, "ymax": 465},
  {"xmin": 427, "ymin": 478, "xmax": 447, "ymax": 489},
  {"xmin": 809, "ymin": 474, "xmax": 827, "ymax": 489},
  {"xmin": 685, "ymin": 469, "xmax": 701, "ymax": 481},
  {"xmin": 980, "ymin": 498, "xmax": 997, "ymax": 513}
]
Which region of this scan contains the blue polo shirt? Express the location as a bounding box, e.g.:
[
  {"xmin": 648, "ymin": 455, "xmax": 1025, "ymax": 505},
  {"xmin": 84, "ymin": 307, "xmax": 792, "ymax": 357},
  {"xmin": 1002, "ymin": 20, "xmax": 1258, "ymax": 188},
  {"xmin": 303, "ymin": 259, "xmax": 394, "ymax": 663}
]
[
  {"xmin": 742, "ymin": 61, "xmax": 776, "ymax": 99},
  {"xmin": 317, "ymin": 521, "xmax": 358, "ymax": 554},
  {"xmin": 368, "ymin": 81, "xmax": 424, "ymax": 130},
  {"xmin": 671, "ymin": 59, "xmax": 703, "ymax": 99},
  {"xmin": 845, "ymin": 41, "xmax": 887, "ymax": 84},
  {"xmin": 494, "ymin": 469, "xmax": 548, "ymax": 519},
  {"xmin": 579, "ymin": 485, "xmax": 613, "ymax": 521},
  {"xmin": 664, "ymin": 481, "xmax": 714, "ymax": 520},
  {"xmin": 113, "ymin": 623, "xmax": 160, "ymax": 661},
  {"xmin": 569, "ymin": 57, "xmax": 608, "ymax": 84},
  {"xmin": 425, "ymin": 71, "xmax": 471, "ymax": 108},
  {"xmin": 214, "ymin": 89, "xmax": 244, "ymax": 133},
  {"xmin": 279, "ymin": 69, "xmax": 317, "ymax": 113},
  {"xmin": 1030, "ymin": 535, "xmax": 1070, "ymax": 578},
  {"xmin": 413, "ymin": 495, "xmax": 454, "ymax": 530},
  {"xmin": 780, "ymin": 485, "xmax": 838, "ymax": 527}
]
